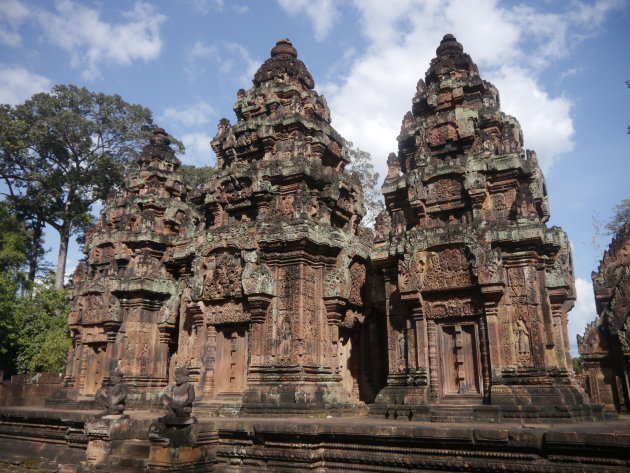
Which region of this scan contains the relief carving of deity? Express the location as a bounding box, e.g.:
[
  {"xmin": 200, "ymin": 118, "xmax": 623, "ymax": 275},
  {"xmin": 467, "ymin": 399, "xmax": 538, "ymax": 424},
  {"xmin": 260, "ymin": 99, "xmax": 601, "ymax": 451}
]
[
  {"xmin": 202, "ymin": 253, "xmax": 243, "ymax": 301},
  {"xmin": 349, "ymin": 262, "xmax": 366, "ymax": 306}
]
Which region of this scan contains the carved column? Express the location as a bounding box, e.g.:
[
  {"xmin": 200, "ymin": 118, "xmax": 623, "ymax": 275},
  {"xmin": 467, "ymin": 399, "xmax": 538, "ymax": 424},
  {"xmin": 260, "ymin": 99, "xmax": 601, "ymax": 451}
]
[
  {"xmin": 427, "ymin": 318, "xmax": 439, "ymax": 402},
  {"xmin": 478, "ymin": 316, "xmax": 491, "ymax": 402}
]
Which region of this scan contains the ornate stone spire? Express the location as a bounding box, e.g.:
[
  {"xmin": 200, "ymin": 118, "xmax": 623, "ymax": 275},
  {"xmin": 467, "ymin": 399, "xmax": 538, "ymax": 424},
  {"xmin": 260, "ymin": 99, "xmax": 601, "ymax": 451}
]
[
  {"xmin": 253, "ymin": 38, "xmax": 314, "ymax": 89},
  {"xmin": 136, "ymin": 127, "xmax": 181, "ymax": 173},
  {"xmin": 372, "ymin": 34, "xmax": 596, "ymax": 421}
]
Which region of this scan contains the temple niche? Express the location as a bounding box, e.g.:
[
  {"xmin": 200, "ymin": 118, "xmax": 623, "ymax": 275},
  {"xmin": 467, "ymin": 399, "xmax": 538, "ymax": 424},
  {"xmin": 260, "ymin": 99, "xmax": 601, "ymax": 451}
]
[
  {"xmin": 371, "ymin": 34, "xmax": 598, "ymax": 420},
  {"xmin": 579, "ymin": 224, "xmax": 630, "ymax": 413}
]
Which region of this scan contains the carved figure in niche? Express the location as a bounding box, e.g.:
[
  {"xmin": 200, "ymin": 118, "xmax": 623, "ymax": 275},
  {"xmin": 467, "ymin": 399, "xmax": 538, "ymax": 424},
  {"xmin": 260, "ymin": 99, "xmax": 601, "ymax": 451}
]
[
  {"xmin": 318, "ymin": 202, "xmax": 331, "ymax": 224},
  {"xmin": 514, "ymin": 319, "xmax": 531, "ymax": 362},
  {"xmin": 349, "ymin": 262, "xmax": 366, "ymax": 306},
  {"xmin": 159, "ymin": 367, "xmax": 196, "ymax": 424},
  {"xmin": 94, "ymin": 368, "xmax": 127, "ymax": 419},
  {"xmin": 280, "ymin": 317, "xmax": 291, "ymax": 357},
  {"xmin": 281, "ymin": 193, "xmax": 295, "ymax": 218},
  {"xmin": 294, "ymin": 183, "xmax": 312, "ymax": 217},
  {"xmin": 374, "ymin": 210, "xmax": 391, "ymax": 240},
  {"xmin": 386, "ymin": 152, "xmax": 401, "ymax": 178},
  {"xmin": 427, "ymin": 176, "xmax": 462, "ymax": 203},
  {"xmin": 289, "ymin": 93, "xmax": 302, "ymax": 114},
  {"xmin": 202, "ymin": 253, "xmax": 242, "ymax": 300},
  {"xmin": 396, "ymin": 331, "xmax": 406, "ymax": 371},
  {"xmin": 392, "ymin": 210, "xmax": 406, "ymax": 235},
  {"xmin": 491, "ymin": 193, "xmax": 507, "ymax": 211},
  {"xmin": 256, "ymin": 95, "xmax": 267, "ymax": 114}
]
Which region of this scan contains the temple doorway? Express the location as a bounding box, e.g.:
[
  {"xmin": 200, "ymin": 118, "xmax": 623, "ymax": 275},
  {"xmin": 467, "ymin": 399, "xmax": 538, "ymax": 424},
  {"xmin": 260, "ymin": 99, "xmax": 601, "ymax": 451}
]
[
  {"xmin": 214, "ymin": 326, "xmax": 248, "ymax": 395},
  {"xmin": 83, "ymin": 344, "xmax": 107, "ymax": 395},
  {"xmin": 437, "ymin": 321, "xmax": 482, "ymax": 399}
]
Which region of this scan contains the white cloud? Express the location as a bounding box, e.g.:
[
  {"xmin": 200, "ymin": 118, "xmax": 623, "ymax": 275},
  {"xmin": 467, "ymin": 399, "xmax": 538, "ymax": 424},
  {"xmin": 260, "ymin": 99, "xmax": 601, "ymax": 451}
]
[
  {"xmin": 180, "ymin": 132, "xmax": 214, "ymax": 167},
  {"xmin": 186, "ymin": 40, "xmax": 258, "ymax": 88},
  {"xmin": 568, "ymin": 277, "xmax": 598, "ymax": 356},
  {"xmin": 183, "ymin": 0, "xmax": 225, "ymax": 14},
  {"xmin": 37, "ymin": 1, "xmax": 166, "ymax": 80},
  {"xmin": 0, "ymin": 0, "xmax": 29, "ymax": 46},
  {"xmin": 323, "ymin": 0, "xmax": 621, "ymax": 180},
  {"xmin": 487, "ymin": 66, "xmax": 574, "ymax": 172},
  {"xmin": 160, "ymin": 101, "xmax": 216, "ymax": 128},
  {"xmin": 0, "ymin": 65, "xmax": 51, "ymax": 105},
  {"xmin": 276, "ymin": 0, "xmax": 339, "ymax": 41}
]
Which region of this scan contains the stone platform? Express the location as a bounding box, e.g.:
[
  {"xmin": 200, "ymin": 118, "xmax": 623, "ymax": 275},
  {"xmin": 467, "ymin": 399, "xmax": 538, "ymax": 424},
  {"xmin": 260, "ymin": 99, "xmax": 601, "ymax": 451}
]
[{"xmin": 0, "ymin": 406, "xmax": 628, "ymax": 472}]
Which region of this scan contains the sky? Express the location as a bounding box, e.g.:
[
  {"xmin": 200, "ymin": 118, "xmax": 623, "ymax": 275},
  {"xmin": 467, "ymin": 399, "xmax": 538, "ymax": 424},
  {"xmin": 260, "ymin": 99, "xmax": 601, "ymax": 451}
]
[{"xmin": 0, "ymin": 0, "xmax": 628, "ymax": 355}]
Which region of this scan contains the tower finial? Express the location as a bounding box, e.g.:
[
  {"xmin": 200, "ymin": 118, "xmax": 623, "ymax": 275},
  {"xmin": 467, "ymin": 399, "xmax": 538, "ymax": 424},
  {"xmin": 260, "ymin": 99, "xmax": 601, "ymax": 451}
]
[
  {"xmin": 436, "ymin": 34, "xmax": 463, "ymax": 56},
  {"xmin": 271, "ymin": 38, "xmax": 297, "ymax": 58}
]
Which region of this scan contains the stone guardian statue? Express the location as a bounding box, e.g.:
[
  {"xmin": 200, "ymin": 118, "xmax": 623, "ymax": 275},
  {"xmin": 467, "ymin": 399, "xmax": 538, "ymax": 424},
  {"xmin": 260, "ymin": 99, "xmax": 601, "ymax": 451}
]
[
  {"xmin": 94, "ymin": 368, "xmax": 128, "ymax": 419},
  {"xmin": 159, "ymin": 366, "xmax": 196, "ymax": 424}
]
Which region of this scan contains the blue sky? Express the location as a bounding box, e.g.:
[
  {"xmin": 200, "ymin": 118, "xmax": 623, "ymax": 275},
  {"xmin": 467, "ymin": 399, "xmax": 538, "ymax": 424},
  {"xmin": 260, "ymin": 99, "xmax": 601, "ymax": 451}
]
[{"xmin": 1, "ymin": 0, "xmax": 628, "ymax": 355}]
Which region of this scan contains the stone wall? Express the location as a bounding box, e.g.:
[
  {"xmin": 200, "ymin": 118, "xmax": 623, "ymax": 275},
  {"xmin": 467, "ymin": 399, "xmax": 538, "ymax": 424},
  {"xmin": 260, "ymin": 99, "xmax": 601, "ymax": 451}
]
[{"xmin": 0, "ymin": 372, "xmax": 64, "ymax": 407}]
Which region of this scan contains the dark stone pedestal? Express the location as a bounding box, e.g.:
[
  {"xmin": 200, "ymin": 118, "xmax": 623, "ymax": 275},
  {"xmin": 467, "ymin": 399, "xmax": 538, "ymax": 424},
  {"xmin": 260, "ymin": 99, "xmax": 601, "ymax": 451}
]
[{"xmin": 158, "ymin": 415, "xmax": 197, "ymax": 425}]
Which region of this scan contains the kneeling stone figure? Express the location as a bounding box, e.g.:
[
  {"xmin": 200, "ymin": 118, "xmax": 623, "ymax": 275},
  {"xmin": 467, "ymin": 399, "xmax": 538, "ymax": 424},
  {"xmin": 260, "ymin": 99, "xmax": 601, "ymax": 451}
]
[
  {"xmin": 159, "ymin": 366, "xmax": 196, "ymax": 424},
  {"xmin": 94, "ymin": 368, "xmax": 128, "ymax": 419}
]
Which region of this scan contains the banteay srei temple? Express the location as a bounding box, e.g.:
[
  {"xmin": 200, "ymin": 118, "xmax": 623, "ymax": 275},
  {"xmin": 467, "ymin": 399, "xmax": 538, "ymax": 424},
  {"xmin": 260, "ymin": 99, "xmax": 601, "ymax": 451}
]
[{"xmin": 1, "ymin": 36, "xmax": 628, "ymax": 473}]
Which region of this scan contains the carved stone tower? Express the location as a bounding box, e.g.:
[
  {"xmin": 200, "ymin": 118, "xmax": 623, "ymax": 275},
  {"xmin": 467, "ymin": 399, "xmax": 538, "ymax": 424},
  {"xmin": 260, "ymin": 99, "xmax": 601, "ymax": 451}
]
[
  {"xmin": 579, "ymin": 223, "xmax": 630, "ymax": 413},
  {"xmin": 62, "ymin": 129, "xmax": 198, "ymax": 404},
  {"xmin": 171, "ymin": 39, "xmax": 377, "ymax": 414},
  {"xmin": 371, "ymin": 35, "xmax": 599, "ymax": 420}
]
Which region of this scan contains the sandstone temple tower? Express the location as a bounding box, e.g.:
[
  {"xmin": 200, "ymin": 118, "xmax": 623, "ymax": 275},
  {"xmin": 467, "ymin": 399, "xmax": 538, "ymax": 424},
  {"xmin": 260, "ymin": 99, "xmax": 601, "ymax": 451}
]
[
  {"xmin": 62, "ymin": 129, "xmax": 198, "ymax": 402},
  {"xmin": 371, "ymin": 34, "xmax": 596, "ymax": 419},
  {"xmin": 60, "ymin": 40, "xmax": 380, "ymax": 415},
  {"xmin": 579, "ymin": 223, "xmax": 630, "ymax": 413},
  {"xmin": 57, "ymin": 36, "xmax": 597, "ymax": 420}
]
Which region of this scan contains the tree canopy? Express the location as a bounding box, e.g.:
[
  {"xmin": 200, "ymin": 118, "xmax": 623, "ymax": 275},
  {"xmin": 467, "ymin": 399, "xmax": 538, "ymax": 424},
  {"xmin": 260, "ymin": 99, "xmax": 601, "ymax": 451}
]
[
  {"xmin": 606, "ymin": 198, "xmax": 630, "ymax": 235},
  {"xmin": 345, "ymin": 141, "xmax": 384, "ymax": 227},
  {"xmin": 0, "ymin": 85, "xmax": 156, "ymax": 289},
  {"xmin": 0, "ymin": 202, "xmax": 71, "ymax": 376}
]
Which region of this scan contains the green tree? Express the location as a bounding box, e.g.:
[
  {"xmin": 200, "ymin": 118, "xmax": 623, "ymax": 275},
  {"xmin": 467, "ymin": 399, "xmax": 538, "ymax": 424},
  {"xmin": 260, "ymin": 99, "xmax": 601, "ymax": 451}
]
[
  {"xmin": 0, "ymin": 85, "xmax": 156, "ymax": 289},
  {"xmin": 345, "ymin": 141, "xmax": 384, "ymax": 227},
  {"xmin": 179, "ymin": 164, "xmax": 215, "ymax": 190},
  {"xmin": 0, "ymin": 201, "xmax": 29, "ymax": 375},
  {"xmin": 15, "ymin": 277, "xmax": 71, "ymax": 373}
]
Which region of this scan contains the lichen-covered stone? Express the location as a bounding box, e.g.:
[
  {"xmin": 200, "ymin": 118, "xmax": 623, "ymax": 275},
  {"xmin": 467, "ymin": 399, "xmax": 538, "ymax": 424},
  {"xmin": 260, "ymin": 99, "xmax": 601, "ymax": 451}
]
[
  {"xmin": 579, "ymin": 224, "xmax": 630, "ymax": 412},
  {"xmin": 60, "ymin": 36, "xmax": 596, "ymax": 421},
  {"xmin": 63, "ymin": 41, "xmax": 376, "ymax": 415},
  {"xmin": 370, "ymin": 34, "xmax": 598, "ymax": 420}
]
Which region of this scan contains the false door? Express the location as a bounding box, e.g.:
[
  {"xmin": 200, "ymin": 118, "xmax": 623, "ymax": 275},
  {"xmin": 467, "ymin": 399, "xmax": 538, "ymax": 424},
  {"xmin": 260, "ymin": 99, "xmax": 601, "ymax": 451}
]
[
  {"xmin": 214, "ymin": 326, "xmax": 248, "ymax": 395},
  {"xmin": 438, "ymin": 322, "xmax": 482, "ymax": 398}
]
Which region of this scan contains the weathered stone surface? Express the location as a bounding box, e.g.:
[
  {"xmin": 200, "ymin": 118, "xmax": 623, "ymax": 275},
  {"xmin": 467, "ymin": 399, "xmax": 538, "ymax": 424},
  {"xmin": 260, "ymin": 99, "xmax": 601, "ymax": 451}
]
[
  {"xmin": 52, "ymin": 36, "xmax": 599, "ymax": 421},
  {"xmin": 1, "ymin": 407, "xmax": 629, "ymax": 472},
  {"xmin": 0, "ymin": 33, "xmax": 626, "ymax": 473},
  {"xmin": 59, "ymin": 128, "xmax": 198, "ymax": 408},
  {"xmin": 370, "ymin": 34, "xmax": 597, "ymax": 420},
  {"xmin": 579, "ymin": 223, "xmax": 630, "ymax": 412},
  {"xmin": 59, "ymin": 40, "xmax": 376, "ymax": 416}
]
